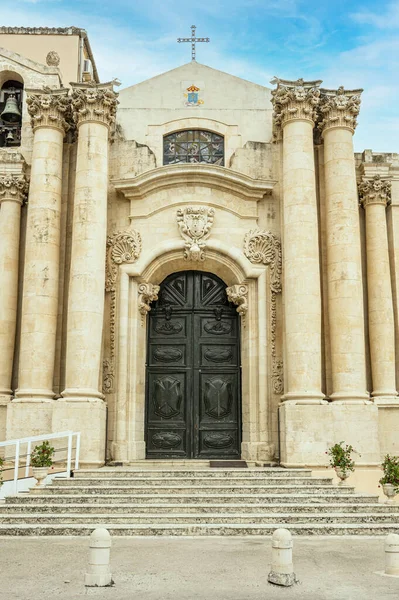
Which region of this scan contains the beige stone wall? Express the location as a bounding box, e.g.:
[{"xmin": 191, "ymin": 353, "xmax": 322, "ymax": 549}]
[{"xmin": 0, "ymin": 34, "xmax": 79, "ymax": 86}]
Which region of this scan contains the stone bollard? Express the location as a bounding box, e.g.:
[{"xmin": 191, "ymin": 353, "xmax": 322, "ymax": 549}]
[
  {"xmin": 85, "ymin": 528, "xmax": 113, "ymax": 587},
  {"xmin": 268, "ymin": 528, "xmax": 296, "ymax": 587},
  {"xmin": 385, "ymin": 533, "xmax": 399, "ymax": 576}
]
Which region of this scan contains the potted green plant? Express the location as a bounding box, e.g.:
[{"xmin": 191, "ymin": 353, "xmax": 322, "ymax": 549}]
[
  {"xmin": 327, "ymin": 441, "xmax": 356, "ymax": 485},
  {"xmin": 30, "ymin": 441, "xmax": 55, "ymax": 487},
  {"xmin": 379, "ymin": 454, "xmax": 399, "ymax": 504}
]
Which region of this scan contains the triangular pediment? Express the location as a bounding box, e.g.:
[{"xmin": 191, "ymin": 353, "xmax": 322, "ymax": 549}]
[{"xmin": 0, "ymin": 46, "xmax": 59, "ymax": 76}]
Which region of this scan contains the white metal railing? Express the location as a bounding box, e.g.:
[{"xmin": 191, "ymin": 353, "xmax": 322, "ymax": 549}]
[{"xmin": 0, "ymin": 430, "xmax": 81, "ymax": 495}]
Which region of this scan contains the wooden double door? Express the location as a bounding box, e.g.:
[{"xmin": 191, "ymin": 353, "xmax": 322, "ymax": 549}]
[{"xmin": 145, "ymin": 271, "xmax": 242, "ymax": 459}]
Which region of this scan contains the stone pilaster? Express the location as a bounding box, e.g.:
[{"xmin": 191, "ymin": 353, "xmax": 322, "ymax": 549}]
[
  {"xmin": 319, "ymin": 86, "xmax": 369, "ymax": 403},
  {"xmin": 0, "ymin": 163, "xmax": 28, "ymax": 400},
  {"xmin": 271, "ymin": 78, "xmax": 325, "ymax": 404},
  {"xmin": 58, "ymin": 83, "xmax": 118, "ymax": 465},
  {"xmin": 15, "ymin": 89, "xmax": 70, "ymax": 406},
  {"xmin": 359, "ymin": 175, "xmax": 398, "ymax": 402}
]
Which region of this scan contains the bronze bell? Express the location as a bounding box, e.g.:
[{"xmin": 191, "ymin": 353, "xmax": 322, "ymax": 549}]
[{"xmin": 1, "ymin": 94, "xmax": 21, "ymax": 124}]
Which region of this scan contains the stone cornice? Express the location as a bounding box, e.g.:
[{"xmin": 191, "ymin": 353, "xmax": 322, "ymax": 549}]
[
  {"xmin": 112, "ymin": 164, "xmax": 275, "ymax": 201},
  {"xmin": 319, "ymin": 86, "xmax": 363, "ymax": 134},
  {"xmin": 270, "ymin": 77, "xmax": 322, "ymax": 128},
  {"xmin": 70, "ymin": 82, "xmax": 118, "ymax": 129},
  {"xmin": 0, "ymin": 173, "xmax": 29, "ymax": 205},
  {"xmin": 359, "ymin": 175, "xmax": 391, "ymax": 208},
  {"xmin": 25, "ymin": 87, "xmax": 71, "ymax": 133}
]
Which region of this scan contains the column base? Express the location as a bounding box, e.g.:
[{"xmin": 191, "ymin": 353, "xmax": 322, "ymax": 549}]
[
  {"xmin": 241, "ymin": 442, "xmax": 276, "ymax": 462},
  {"xmin": 52, "ymin": 398, "xmax": 106, "ymax": 467},
  {"xmin": 279, "ymin": 403, "xmax": 380, "ymax": 466},
  {"xmin": 6, "ymin": 398, "xmax": 55, "ymax": 442},
  {"xmin": 61, "ymin": 388, "xmax": 105, "ymax": 401},
  {"xmin": 330, "ymin": 391, "xmax": 371, "ymax": 404},
  {"xmin": 14, "ymin": 389, "xmax": 55, "ymax": 400},
  {"xmin": 110, "ymin": 441, "xmax": 146, "ymax": 462},
  {"xmin": 0, "ymin": 395, "xmax": 11, "ymax": 448},
  {"xmin": 281, "ymin": 391, "xmax": 327, "ymax": 405}
]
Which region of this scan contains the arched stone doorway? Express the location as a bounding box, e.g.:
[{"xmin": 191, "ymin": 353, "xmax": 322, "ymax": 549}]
[{"xmin": 145, "ymin": 271, "xmax": 242, "ymax": 459}]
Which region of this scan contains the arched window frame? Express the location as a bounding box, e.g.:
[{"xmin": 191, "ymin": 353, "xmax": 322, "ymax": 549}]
[{"xmin": 163, "ymin": 129, "xmax": 224, "ymax": 166}]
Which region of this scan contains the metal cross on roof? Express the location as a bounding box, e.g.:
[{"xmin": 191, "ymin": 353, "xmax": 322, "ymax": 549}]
[{"xmin": 177, "ymin": 25, "xmax": 210, "ymax": 61}]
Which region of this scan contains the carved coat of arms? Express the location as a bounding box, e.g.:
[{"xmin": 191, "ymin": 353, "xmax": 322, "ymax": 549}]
[
  {"xmin": 184, "ymin": 84, "xmax": 204, "ymax": 107},
  {"xmin": 177, "ymin": 206, "xmax": 215, "ymax": 261}
]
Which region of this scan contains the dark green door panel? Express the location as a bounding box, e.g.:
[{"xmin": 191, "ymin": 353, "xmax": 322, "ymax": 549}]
[{"xmin": 145, "ymin": 271, "xmax": 242, "ymax": 459}]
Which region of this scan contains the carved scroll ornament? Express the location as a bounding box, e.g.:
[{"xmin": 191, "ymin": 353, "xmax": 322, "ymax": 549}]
[
  {"xmin": 226, "ymin": 284, "xmax": 248, "ymax": 321},
  {"xmin": 138, "ymin": 283, "xmax": 160, "ymax": 320},
  {"xmin": 243, "ymin": 229, "xmax": 283, "ymax": 395},
  {"xmin": 103, "ymin": 228, "xmax": 142, "ymax": 394},
  {"xmin": 177, "ymin": 206, "xmax": 215, "ymax": 261}
]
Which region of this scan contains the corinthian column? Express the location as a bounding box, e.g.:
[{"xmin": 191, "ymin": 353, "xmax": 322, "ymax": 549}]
[
  {"xmin": 61, "ymin": 83, "xmax": 118, "ymax": 403},
  {"xmin": 271, "ymin": 78, "xmax": 325, "ymax": 404},
  {"xmin": 320, "ymin": 87, "xmax": 369, "ymax": 402},
  {"xmin": 359, "ymin": 175, "xmax": 398, "ymax": 402},
  {"xmin": 0, "ymin": 166, "xmax": 28, "ymax": 399},
  {"xmin": 15, "ymin": 89, "xmax": 70, "ymax": 402}
]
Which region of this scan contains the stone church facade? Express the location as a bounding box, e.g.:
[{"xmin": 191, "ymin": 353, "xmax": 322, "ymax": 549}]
[{"xmin": 0, "ymin": 28, "xmax": 398, "ymax": 482}]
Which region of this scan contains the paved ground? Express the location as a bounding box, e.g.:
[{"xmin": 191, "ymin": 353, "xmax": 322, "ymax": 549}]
[{"xmin": 1, "ymin": 536, "xmax": 398, "ymax": 600}]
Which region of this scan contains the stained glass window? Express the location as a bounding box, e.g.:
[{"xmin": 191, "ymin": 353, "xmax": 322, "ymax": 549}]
[{"xmin": 163, "ymin": 130, "xmax": 224, "ymax": 166}]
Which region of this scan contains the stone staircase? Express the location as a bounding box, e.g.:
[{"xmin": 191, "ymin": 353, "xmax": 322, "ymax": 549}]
[{"xmin": 1, "ymin": 465, "xmax": 398, "ymax": 535}]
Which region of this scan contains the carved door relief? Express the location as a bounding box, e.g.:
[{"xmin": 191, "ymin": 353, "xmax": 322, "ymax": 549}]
[{"xmin": 146, "ymin": 271, "xmax": 242, "ymax": 459}]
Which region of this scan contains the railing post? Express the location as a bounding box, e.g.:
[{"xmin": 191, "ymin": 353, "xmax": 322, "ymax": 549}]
[
  {"xmin": 66, "ymin": 432, "xmax": 73, "ymax": 478},
  {"xmin": 13, "ymin": 441, "xmax": 20, "ymax": 494},
  {"xmin": 75, "ymin": 432, "xmax": 81, "ymax": 471},
  {"xmin": 25, "ymin": 440, "xmax": 32, "ymax": 478}
]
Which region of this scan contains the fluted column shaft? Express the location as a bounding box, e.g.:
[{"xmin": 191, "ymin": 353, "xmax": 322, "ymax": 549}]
[
  {"xmin": 359, "ymin": 176, "xmax": 398, "ymax": 400},
  {"xmin": 320, "ymin": 86, "xmax": 369, "ymax": 402},
  {"xmin": 0, "ymin": 172, "xmax": 28, "ymax": 397},
  {"xmin": 62, "ymin": 83, "xmax": 118, "ymax": 401},
  {"xmin": 272, "ymin": 78, "xmax": 324, "ymax": 403},
  {"xmin": 16, "ymin": 89, "xmax": 70, "ymax": 400}
]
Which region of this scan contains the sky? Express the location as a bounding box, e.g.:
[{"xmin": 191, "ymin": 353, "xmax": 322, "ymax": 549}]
[{"xmin": 2, "ymin": 0, "xmax": 399, "ymax": 151}]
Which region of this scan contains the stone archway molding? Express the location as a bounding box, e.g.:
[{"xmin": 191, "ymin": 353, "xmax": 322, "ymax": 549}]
[{"xmin": 110, "ymin": 238, "xmax": 275, "ymax": 464}]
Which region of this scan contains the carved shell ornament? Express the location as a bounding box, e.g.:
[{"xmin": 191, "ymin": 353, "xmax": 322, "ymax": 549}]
[
  {"xmin": 46, "ymin": 50, "xmax": 60, "ymax": 67},
  {"xmin": 243, "ymin": 229, "xmax": 282, "ymax": 293}
]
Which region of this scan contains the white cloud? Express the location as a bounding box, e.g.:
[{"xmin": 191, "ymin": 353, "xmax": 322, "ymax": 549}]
[{"xmin": 351, "ymin": 1, "xmax": 399, "ymax": 29}]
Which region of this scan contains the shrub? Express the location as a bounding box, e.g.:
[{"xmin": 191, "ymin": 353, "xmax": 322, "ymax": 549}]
[
  {"xmin": 327, "ymin": 442, "xmax": 356, "ymax": 477},
  {"xmin": 379, "ymin": 454, "xmax": 399, "ymax": 493},
  {"xmin": 30, "ymin": 441, "xmax": 55, "ymax": 468}
]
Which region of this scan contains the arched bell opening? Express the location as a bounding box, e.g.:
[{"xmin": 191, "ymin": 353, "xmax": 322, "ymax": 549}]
[{"xmin": 0, "ymin": 74, "xmax": 24, "ymax": 148}]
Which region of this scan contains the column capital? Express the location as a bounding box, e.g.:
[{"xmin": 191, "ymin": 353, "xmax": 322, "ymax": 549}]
[
  {"xmin": 359, "ymin": 175, "xmax": 391, "ymax": 208},
  {"xmin": 0, "ymin": 173, "xmax": 29, "ymax": 205},
  {"xmin": 71, "ymin": 82, "xmax": 119, "ymax": 129},
  {"xmin": 270, "ymin": 77, "xmax": 322, "ymax": 128},
  {"xmin": 25, "ymin": 87, "xmax": 71, "ymax": 134},
  {"xmin": 319, "ymin": 86, "xmax": 363, "ymax": 134}
]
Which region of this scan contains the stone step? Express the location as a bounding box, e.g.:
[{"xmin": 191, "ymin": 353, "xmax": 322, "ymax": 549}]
[
  {"xmin": 1, "ymin": 512, "xmax": 397, "ymax": 525},
  {"xmin": 74, "ymin": 468, "xmax": 313, "ymax": 479},
  {"xmin": 0, "ymin": 502, "xmax": 392, "ymax": 514},
  {"xmin": 5, "ymin": 493, "xmax": 377, "ymax": 505},
  {"xmin": 37, "ymin": 484, "xmax": 352, "ymax": 495},
  {"xmin": 0, "ymin": 522, "xmax": 397, "ymax": 536},
  {"xmin": 62, "ymin": 476, "xmax": 332, "ymax": 486}
]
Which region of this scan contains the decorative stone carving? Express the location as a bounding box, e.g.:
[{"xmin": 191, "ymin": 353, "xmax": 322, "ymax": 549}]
[
  {"xmin": 46, "ymin": 50, "xmax": 60, "ymax": 67},
  {"xmin": 176, "ymin": 206, "xmax": 215, "ymax": 261},
  {"xmin": 319, "ymin": 86, "xmax": 362, "ymax": 133},
  {"xmin": 26, "ymin": 87, "xmax": 71, "ymax": 133},
  {"xmin": 244, "ymin": 229, "xmax": 283, "ymax": 394},
  {"xmin": 138, "ymin": 283, "xmax": 160, "ymax": 321},
  {"xmin": 226, "ymin": 284, "xmax": 248, "ymax": 321},
  {"xmin": 0, "ymin": 173, "xmax": 29, "ymax": 205},
  {"xmin": 71, "ymin": 82, "xmax": 119, "ymax": 129},
  {"xmin": 359, "ymin": 175, "xmax": 391, "ymax": 208},
  {"xmin": 103, "ymin": 228, "xmax": 142, "ymax": 394},
  {"xmin": 270, "ymin": 77, "xmax": 321, "ymax": 128}
]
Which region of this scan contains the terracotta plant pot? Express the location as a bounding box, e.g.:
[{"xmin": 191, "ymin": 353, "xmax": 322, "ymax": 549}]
[
  {"xmin": 382, "ymin": 483, "xmax": 397, "ymax": 504},
  {"xmin": 32, "ymin": 466, "xmax": 49, "ymax": 487},
  {"xmin": 334, "ymin": 466, "xmax": 349, "ymax": 486}
]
